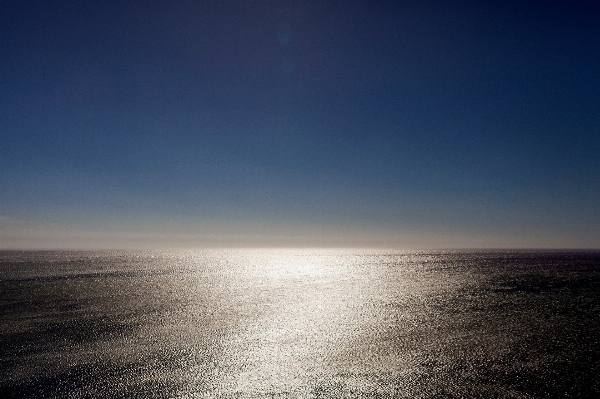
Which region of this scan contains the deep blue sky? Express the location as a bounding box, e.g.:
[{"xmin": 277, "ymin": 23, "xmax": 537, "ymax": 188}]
[{"xmin": 1, "ymin": 0, "xmax": 599, "ymax": 248}]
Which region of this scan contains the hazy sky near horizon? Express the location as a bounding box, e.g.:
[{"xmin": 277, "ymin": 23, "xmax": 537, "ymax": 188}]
[{"xmin": 1, "ymin": 0, "xmax": 599, "ymax": 249}]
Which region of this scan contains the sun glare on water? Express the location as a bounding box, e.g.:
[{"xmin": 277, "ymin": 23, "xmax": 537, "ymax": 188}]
[{"xmin": 181, "ymin": 249, "xmax": 370, "ymax": 395}]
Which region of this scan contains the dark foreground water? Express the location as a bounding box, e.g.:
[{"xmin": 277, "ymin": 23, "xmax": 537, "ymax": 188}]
[{"xmin": 1, "ymin": 250, "xmax": 599, "ymax": 398}]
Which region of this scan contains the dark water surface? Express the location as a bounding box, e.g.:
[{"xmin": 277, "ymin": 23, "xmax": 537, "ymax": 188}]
[{"xmin": 1, "ymin": 250, "xmax": 599, "ymax": 398}]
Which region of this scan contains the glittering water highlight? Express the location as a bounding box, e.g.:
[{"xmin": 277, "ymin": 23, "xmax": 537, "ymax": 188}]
[{"xmin": 1, "ymin": 250, "xmax": 599, "ymax": 398}]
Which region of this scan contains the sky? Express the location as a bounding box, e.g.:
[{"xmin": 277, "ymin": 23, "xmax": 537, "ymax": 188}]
[{"xmin": 1, "ymin": 0, "xmax": 599, "ymax": 249}]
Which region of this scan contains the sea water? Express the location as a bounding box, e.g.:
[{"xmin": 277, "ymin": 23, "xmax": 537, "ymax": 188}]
[{"xmin": 1, "ymin": 250, "xmax": 599, "ymax": 398}]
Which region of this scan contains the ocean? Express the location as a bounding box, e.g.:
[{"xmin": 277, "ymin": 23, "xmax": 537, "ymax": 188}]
[{"xmin": 1, "ymin": 249, "xmax": 599, "ymax": 398}]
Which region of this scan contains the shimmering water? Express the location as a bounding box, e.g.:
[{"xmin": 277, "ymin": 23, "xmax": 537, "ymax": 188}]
[{"xmin": 1, "ymin": 250, "xmax": 599, "ymax": 398}]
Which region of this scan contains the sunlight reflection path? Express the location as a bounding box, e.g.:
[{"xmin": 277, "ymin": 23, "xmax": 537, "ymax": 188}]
[{"xmin": 190, "ymin": 250, "xmax": 370, "ymax": 395}]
